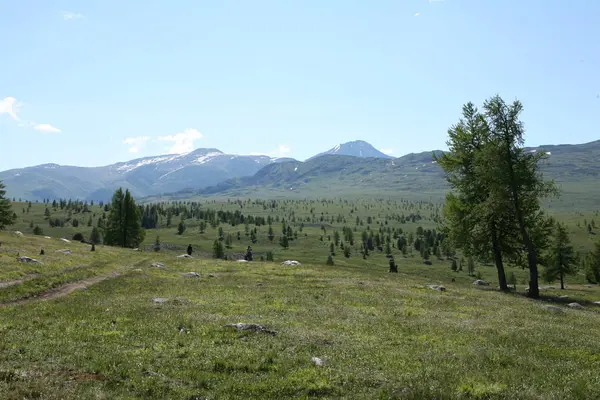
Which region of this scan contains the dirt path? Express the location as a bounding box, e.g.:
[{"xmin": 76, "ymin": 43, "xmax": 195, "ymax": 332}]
[
  {"xmin": 0, "ymin": 273, "xmax": 40, "ymax": 289},
  {"xmin": 0, "ymin": 271, "xmax": 122, "ymax": 307}
]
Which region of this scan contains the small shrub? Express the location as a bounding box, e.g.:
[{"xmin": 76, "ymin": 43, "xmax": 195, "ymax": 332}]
[
  {"xmin": 326, "ymin": 254, "xmax": 334, "ymax": 266},
  {"xmin": 266, "ymin": 251, "xmax": 274, "ymax": 262},
  {"xmin": 72, "ymin": 232, "xmax": 85, "ymax": 242}
]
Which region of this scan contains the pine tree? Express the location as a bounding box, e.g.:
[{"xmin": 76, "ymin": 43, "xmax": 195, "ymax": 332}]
[
  {"xmin": 103, "ymin": 188, "xmax": 145, "ymax": 248},
  {"xmin": 212, "ymin": 239, "xmax": 225, "ymax": 259},
  {"xmin": 33, "ymin": 225, "xmax": 43, "ymax": 235},
  {"xmin": 344, "ymin": 246, "xmax": 351, "ymax": 258},
  {"xmin": 545, "ymin": 223, "xmax": 578, "ymax": 289},
  {"xmin": 225, "ymin": 234, "xmax": 233, "ymax": 249},
  {"xmin": 154, "ymin": 236, "xmax": 161, "ymax": 252},
  {"xmin": 326, "ymin": 254, "xmax": 334, "ymax": 266},
  {"xmin": 451, "ymin": 259, "xmax": 458, "ymax": 272},
  {"xmin": 267, "ymin": 225, "xmax": 274, "ymax": 241},
  {"xmin": 199, "ymin": 220, "xmax": 206, "ymax": 233},
  {"xmin": 177, "ymin": 220, "xmax": 186, "ymax": 235},
  {"xmin": 0, "ymin": 181, "xmax": 16, "ymax": 229},
  {"xmin": 90, "ymin": 227, "xmax": 102, "ymax": 245},
  {"xmin": 585, "ymin": 242, "xmax": 600, "ymax": 283},
  {"xmin": 280, "ymin": 235, "xmax": 289, "ymax": 249}
]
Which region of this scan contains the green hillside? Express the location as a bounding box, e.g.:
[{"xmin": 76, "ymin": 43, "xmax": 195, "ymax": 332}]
[
  {"xmin": 150, "ymin": 140, "xmax": 600, "ymax": 211},
  {"xmin": 2, "ymin": 230, "xmax": 600, "ymax": 399}
]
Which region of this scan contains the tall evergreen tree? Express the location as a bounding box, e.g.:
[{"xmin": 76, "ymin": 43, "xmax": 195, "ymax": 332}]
[
  {"xmin": 90, "ymin": 227, "xmax": 102, "ymax": 245},
  {"xmin": 103, "ymin": 188, "xmax": 145, "ymax": 248},
  {"xmin": 435, "ymin": 102, "xmax": 517, "ymax": 291},
  {"xmin": 544, "ymin": 223, "xmax": 577, "ymax": 289},
  {"xmin": 0, "ymin": 181, "xmax": 16, "ymax": 229},
  {"xmin": 481, "ymin": 95, "xmax": 557, "ymax": 298}
]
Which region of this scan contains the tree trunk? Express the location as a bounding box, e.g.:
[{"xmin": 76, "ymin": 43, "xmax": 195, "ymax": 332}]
[
  {"xmin": 560, "ymin": 272, "xmax": 564, "ymax": 290},
  {"xmin": 491, "ymin": 228, "xmax": 508, "ymax": 291},
  {"xmin": 503, "ymin": 139, "xmax": 539, "ymax": 298}
]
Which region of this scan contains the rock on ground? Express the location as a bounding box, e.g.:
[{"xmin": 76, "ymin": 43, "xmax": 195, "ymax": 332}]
[
  {"xmin": 13, "ymin": 231, "xmax": 23, "ymax": 236},
  {"xmin": 60, "ymin": 238, "xmax": 71, "ymax": 243},
  {"xmin": 568, "ymin": 302, "xmax": 584, "ymax": 309},
  {"xmin": 177, "ymin": 254, "xmax": 193, "ymax": 258},
  {"xmin": 56, "ymin": 249, "xmax": 72, "ymax": 255},
  {"xmin": 224, "ymin": 323, "xmax": 277, "ymax": 336},
  {"xmin": 17, "ymin": 256, "xmax": 43, "ymax": 264},
  {"xmin": 151, "ymin": 263, "xmax": 165, "ymax": 268},
  {"xmin": 427, "ymin": 285, "xmax": 446, "ymax": 292},
  {"xmin": 281, "ymin": 260, "xmax": 301, "ymax": 266},
  {"xmin": 181, "ymin": 272, "xmax": 200, "ymax": 278},
  {"xmin": 152, "ymin": 298, "xmax": 169, "ymax": 304},
  {"xmin": 237, "ymin": 259, "xmax": 249, "ymax": 263},
  {"xmin": 473, "ymin": 280, "xmax": 489, "ymax": 286},
  {"xmin": 311, "ymin": 357, "xmax": 324, "ymax": 366},
  {"xmin": 543, "ymin": 305, "xmax": 564, "ymax": 313}
]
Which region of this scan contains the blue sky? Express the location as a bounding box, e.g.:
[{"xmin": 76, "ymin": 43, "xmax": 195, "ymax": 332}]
[{"xmin": 1, "ymin": 0, "xmax": 599, "ymax": 170}]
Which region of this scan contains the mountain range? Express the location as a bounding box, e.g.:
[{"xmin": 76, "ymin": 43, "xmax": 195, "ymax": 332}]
[{"xmin": 1, "ymin": 139, "xmax": 599, "ymax": 207}]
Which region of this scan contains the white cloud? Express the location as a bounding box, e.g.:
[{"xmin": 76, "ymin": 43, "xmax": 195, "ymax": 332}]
[
  {"xmin": 34, "ymin": 124, "xmax": 61, "ymax": 133},
  {"xmin": 414, "ymin": 12, "xmax": 421, "ymax": 17},
  {"xmin": 0, "ymin": 97, "xmax": 20, "ymax": 121},
  {"xmin": 380, "ymin": 148, "xmax": 394, "ymax": 155},
  {"xmin": 158, "ymin": 128, "xmax": 203, "ymax": 154},
  {"xmin": 278, "ymin": 144, "xmax": 291, "ymax": 155},
  {"xmin": 61, "ymin": 11, "xmax": 84, "ymax": 20},
  {"xmin": 123, "ymin": 136, "xmax": 150, "ymax": 153},
  {"xmin": 248, "ymin": 144, "xmax": 292, "ymax": 158}
]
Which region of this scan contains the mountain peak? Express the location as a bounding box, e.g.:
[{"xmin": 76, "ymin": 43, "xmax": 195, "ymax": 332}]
[{"xmin": 308, "ymin": 140, "xmax": 393, "ymax": 160}]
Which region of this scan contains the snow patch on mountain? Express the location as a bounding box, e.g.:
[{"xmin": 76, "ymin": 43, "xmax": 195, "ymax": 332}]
[{"xmin": 193, "ymin": 152, "xmax": 223, "ymax": 164}]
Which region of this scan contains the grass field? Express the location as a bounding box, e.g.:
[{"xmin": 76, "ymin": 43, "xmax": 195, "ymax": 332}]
[{"xmin": 2, "ymin": 232, "xmax": 600, "ymax": 399}]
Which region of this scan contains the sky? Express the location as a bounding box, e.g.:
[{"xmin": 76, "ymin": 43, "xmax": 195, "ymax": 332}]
[{"xmin": 1, "ymin": 0, "xmax": 599, "ymax": 171}]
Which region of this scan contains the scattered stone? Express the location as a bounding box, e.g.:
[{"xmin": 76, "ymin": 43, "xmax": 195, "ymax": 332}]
[
  {"xmin": 208, "ymin": 273, "xmax": 216, "ymax": 278},
  {"xmin": 60, "ymin": 238, "xmax": 71, "ymax": 243},
  {"xmin": 44, "ymin": 236, "xmax": 51, "ymax": 239},
  {"xmin": 256, "ymin": 283, "xmax": 264, "ymax": 287},
  {"xmin": 181, "ymin": 272, "xmax": 200, "ymax": 278},
  {"xmin": 237, "ymin": 259, "xmax": 248, "ymax": 263},
  {"xmin": 473, "ymin": 280, "xmax": 489, "ymax": 286},
  {"xmin": 56, "ymin": 249, "xmax": 72, "ymax": 255},
  {"xmin": 14, "ymin": 231, "xmax": 23, "ymax": 236},
  {"xmin": 281, "ymin": 260, "xmax": 301, "ymax": 266},
  {"xmin": 133, "ymin": 268, "xmax": 143, "ymax": 272},
  {"xmin": 311, "ymin": 357, "xmax": 324, "ymax": 367},
  {"xmin": 568, "ymin": 302, "xmax": 584, "ymax": 309},
  {"xmin": 543, "ymin": 305, "xmax": 564, "ymax": 313},
  {"xmin": 593, "ymin": 301, "xmax": 600, "ymax": 306},
  {"xmin": 558, "ymin": 295, "xmax": 569, "ymax": 299},
  {"xmin": 152, "ymin": 298, "xmax": 169, "ymax": 304},
  {"xmin": 177, "ymin": 254, "xmax": 193, "ymax": 258},
  {"xmin": 17, "ymin": 256, "xmax": 43, "ymax": 264},
  {"xmin": 427, "ymin": 285, "xmax": 446, "ymax": 292},
  {"xmin": 151, "ymin": 263, "xmax": 165, "ymax": 268},
  {"xmin": 224, "ymin": 323, "xmax": 276, "ymax": 336},
  {"xmin": 133, "ymin": 248, "xmax": 140, "ymax": 251}
]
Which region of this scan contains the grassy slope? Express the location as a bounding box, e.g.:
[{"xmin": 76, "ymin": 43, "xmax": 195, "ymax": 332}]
[{"xmin": 1, "ymin": 232, "xmax": 600, "ymax": 399}]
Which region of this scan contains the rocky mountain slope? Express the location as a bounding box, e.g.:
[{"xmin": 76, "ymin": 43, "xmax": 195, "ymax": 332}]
[
  {"xmin": 0, "ymin": 149, "xmax": 294, "ymax": 201},
  {"xmin": 307, "ymin": 140, "xmax": 393, "ymax": 160}
]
